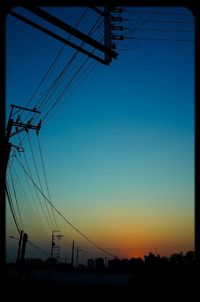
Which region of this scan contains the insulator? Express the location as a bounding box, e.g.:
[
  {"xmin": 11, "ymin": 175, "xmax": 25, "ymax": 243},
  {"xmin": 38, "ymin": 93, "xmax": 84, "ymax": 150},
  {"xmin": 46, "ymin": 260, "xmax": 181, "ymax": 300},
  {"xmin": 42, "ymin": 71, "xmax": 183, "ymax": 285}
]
[
  {"xmin": 17, "ymin": 146, "xmax": 24, "ymax": 152},
  {"xmin": 37, "ymin": 120, "xmax": 42, "ymax": 128},
  {"xmin": 112, "ymin": 35, "xmax": 124, "ymax": 40},
  {"xmin": 111, "ymin": 25, "xmax": 123, "ymax": 31},
  {"xmin": 111, "ymin": 8, "xmax": 123, "ymax": 13},
  {"xmin": 111, "ymin": 16, "xmax": 123, "ymax": 22}
]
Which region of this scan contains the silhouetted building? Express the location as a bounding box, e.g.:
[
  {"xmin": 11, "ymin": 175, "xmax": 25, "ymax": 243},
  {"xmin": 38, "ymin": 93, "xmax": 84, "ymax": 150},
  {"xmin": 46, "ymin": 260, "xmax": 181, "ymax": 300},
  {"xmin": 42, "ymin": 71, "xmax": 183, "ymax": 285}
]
[
  {"xmin": 108, "ymin": 258, "xmax": 121, "ymax": 272},
  {"xmin": 95, "ymin": 257, "xmax": 104, "ymax": 271},
  {"xmin": 87, "ymin": 259, "xmax": 95, "ymax": 271}
]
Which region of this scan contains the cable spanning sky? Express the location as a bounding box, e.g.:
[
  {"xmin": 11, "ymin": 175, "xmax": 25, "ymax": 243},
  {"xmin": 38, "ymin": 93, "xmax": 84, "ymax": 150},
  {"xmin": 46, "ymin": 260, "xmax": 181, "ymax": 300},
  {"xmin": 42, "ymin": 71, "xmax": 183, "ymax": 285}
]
[{"xmin": 6, "ymin": 5, "xmax": 194, "ymax": 263}]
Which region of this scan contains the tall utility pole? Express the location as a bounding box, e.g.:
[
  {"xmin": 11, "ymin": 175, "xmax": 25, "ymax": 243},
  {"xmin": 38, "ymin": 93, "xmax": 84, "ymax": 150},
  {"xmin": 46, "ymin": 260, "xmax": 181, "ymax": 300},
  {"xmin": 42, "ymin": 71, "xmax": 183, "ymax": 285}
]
[{"xmin": 5, "ymin": 105, "xmax": 41, "ymax": 268}]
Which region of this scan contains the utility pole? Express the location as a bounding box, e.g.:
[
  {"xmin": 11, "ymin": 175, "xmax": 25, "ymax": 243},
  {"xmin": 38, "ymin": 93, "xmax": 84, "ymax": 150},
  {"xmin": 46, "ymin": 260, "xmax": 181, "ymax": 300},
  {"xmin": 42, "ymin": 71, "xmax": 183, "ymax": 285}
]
[
  {"xmin": 50, "ymin": 230, "xmax": 63, "ymax": 259},
  {"xmin": 71, "ymin": 240, "xmax": 74, "ymax": 267},
  {"xmin": 5, "ymin": 105, "xmax": 41, "ymax": 269},
  {"xmin": 16, "ymin": 230, "xmax": 23, "ymax": 265},
  {"xmin": 50, "ymin": 231, "xmax": 55, "ymax": 257},
  {"xmin": 19, "ymin": 233, "xmax": 28, "ymax": 271},
  {"xmin": 5, "ymin": 104, "xmax": 41, "ymax": 173}
]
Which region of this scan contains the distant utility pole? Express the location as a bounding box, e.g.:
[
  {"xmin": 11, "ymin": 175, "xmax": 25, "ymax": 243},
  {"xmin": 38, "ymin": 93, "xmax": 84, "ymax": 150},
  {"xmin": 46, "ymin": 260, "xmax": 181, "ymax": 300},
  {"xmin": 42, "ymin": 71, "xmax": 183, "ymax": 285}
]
[
  {"xmin": 50, "ymin": 230, "xmax": 63, "ymax": 259},
  {"xmin": 71, "ymin": 240, "xmax": 74, "ymax": 267}
]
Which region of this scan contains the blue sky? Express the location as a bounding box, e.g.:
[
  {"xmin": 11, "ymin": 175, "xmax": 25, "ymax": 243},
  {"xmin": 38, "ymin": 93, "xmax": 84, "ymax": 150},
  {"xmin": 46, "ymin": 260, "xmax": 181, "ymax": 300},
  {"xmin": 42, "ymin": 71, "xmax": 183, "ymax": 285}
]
[{"xmin": 6, "ymin": 6, "xmax": 194, "ymax": 263}]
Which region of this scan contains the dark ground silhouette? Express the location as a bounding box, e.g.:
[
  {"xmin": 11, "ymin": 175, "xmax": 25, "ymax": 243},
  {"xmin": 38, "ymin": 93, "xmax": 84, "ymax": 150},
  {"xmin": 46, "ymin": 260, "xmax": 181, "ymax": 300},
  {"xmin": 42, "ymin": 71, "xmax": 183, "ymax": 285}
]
[{"xmin": 4, "ymin": 251, "xmax": 197, "ymax": 299}]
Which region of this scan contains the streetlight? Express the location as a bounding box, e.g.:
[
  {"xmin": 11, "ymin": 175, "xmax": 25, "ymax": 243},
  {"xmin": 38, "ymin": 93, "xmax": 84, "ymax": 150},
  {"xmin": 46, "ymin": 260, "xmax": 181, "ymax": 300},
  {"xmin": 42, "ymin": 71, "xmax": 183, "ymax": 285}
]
[{"xmin": 9, "ymin": 235, "xmax": 19, "ymax": 240}]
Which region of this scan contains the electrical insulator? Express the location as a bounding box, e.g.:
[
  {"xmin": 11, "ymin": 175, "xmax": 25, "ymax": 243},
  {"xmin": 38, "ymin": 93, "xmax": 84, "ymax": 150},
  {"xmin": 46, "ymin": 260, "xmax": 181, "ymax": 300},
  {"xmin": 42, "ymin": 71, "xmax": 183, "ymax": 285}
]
[
  {"xmin": 17, "ymin": 146, "xmax": 24, "ymax": 152},
  {"xmin": 111, "ymin": 8, "xmax": 123, "ymax": 13},
  {"xmin": 37, "ymin": 120, "xmax": 42, "ymax": 128},
  {"xmin": 111, "ymin": 25, "xmax": 123, "ymax": 31},
  {"xmin": 112, "ymin": 35, "xmax": 124, "ymax": 40},
  {"xmin": 111, "ymin": 16, "xmax": 123, "ymax": 22}
]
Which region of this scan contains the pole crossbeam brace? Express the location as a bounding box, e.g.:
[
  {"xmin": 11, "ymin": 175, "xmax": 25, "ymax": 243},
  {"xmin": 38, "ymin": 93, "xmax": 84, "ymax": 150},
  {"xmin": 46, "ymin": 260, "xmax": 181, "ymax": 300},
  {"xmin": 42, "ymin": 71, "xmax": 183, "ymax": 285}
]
[
  {"xmin": 11, "ymin": 104, "xmax": 41, "ymax": 114},
  {"xmin": 9, "ymin": 11, "xmax": 110, "ymax": 65},
  {"xmin": 25, "ymin": 6, "xmax": 117, "ymax": 59},
  {"xmin": 89, "ymin": 6, "xmax": 105, "ymax": 16},
  {"xmin": 12, "ymin": 121, "xmax": 41, "ymax": 131}
]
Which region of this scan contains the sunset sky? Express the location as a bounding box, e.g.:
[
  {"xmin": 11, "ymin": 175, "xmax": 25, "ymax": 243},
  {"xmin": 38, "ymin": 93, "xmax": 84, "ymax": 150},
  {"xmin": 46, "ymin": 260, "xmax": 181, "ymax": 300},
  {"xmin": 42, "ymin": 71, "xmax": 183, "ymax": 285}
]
[{"xmin": 6, "ymin": 5, "xmax": 194, "ymax": 263}]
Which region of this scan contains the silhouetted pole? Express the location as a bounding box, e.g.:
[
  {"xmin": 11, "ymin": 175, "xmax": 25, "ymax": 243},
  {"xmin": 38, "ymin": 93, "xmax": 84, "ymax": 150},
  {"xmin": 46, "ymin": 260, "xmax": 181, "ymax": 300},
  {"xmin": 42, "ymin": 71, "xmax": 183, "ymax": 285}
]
[
  {"xmin": 50, "ymin": 231, "xmax": 54, "ymax": 257},
  {"xmin": 71, "ymin": 240, "xmax": 74, "ymax": 267},
  {"xmin": 20, "ymin": 233, "xmax": 28, "ymax": 269},
  {"xmin": 16, "ymin": 230, "xmax": 23, "ymax": 264}
]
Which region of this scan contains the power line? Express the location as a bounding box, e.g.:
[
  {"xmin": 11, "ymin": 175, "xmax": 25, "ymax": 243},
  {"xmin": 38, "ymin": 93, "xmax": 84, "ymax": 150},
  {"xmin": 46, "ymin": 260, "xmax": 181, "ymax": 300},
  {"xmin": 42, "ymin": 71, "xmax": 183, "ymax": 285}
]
[
  {"xmin": 5, "ymin": 183, "xmax": 21, "ymax": 234},
  {"xmin": 28, "ymin": 240, "xmax": 49, "ymax": 256},
  {"xmin": 133, "ymin": 37, "xmax": 194, "ymax": 42},
  {"xmin": 131, "ymin": 18, "xmax": 193, "ymax": 24},
  {"xmin": 9, "ymin": 168, "xmax": 24, "ymax": 229},
  {"xmin": 27, "ymin": 132, "xmax": 54, "ymax": 230},
  {"xmin": 41, "ymin": 16, "xmax": 102, "ymax": 122},
  {"xmin": 19, "ymin": 142, "xmax": 52, "ymax": 242},
  {"xmin": 133, "ymin": 7, "xmax": 166, "ymax": 31},
  {"xmin": 134, "ymin": 28, "xmax": 194, "ymax": 33},
  {"xmin": 37, "ymin": 134, "xmax": 59, "ymax": 230},
  {"xmin": 25, "ymin": 7, "xmax": 89, "ymax": 121},
  {"xmin": 10, "ymin": 161, "xmax": 50, "ymax": 242},
  {"xmin": 42, "ymin": 54, "xmax": 91, "ymax": 121},
  {"xmin": 130, "ymin": 10, "xmax": 193, "ymax": 16},
  {"xmin": 16, "ymin": 155, "xmax": 118, "ymax": 259},
  {"xmin": 44, "ymin": 57, "xmax": 98, "ymax": 125},
  {"xmin": 22, "ymin": 45, "xmax": 66, "ymax": 121}
]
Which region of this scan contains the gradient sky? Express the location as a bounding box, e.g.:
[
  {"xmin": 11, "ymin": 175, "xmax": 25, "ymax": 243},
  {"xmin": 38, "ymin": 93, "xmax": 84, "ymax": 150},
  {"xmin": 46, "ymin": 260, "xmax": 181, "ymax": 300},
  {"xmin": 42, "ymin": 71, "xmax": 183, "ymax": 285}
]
[{"xmin": 6, "ymin": 6, "xmax": 194, "ymax": 263}]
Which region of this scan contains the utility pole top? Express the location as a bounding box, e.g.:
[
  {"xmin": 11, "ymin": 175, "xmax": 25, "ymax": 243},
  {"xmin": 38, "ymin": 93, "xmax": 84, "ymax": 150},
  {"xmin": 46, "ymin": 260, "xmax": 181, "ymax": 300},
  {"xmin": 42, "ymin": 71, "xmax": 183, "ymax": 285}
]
[{"xmin": 6, "ymin": 105, "xmax": 41, "ymax": 139}]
